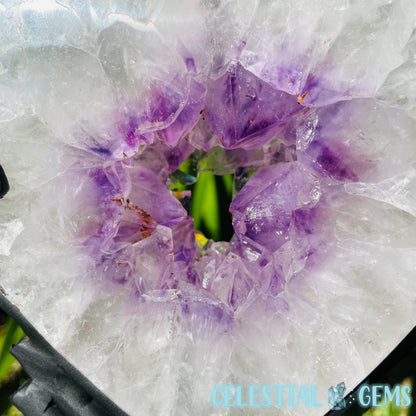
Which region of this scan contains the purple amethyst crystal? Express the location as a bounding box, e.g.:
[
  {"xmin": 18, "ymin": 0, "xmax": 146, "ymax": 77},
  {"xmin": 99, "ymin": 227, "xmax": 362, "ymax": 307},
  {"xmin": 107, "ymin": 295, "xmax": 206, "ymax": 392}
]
[
  {"xmin": 204, "ymin": 63, "xmax": 301, "ymax": 149},
  {"xmin": 158, "ymin": 79, "xmax": 206, "ymax": 148},
  {"xmin": 230, "ymin": 162, "xmax": 321, "ymax": 253}
]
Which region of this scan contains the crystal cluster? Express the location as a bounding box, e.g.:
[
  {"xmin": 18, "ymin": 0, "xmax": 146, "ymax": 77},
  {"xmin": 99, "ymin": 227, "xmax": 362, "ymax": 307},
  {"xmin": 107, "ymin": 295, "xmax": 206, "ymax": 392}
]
[
  {"xmin": 328, "ymin": 382, "xmax": 346, "ymax": 410},
  {"xmin": 1, "ymin": 1, "xmax": 416, "ymax": 415}
]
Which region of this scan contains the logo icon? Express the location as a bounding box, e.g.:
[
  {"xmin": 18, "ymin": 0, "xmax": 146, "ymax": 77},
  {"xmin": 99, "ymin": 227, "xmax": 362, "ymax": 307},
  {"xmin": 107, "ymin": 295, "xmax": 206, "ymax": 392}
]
[{"xmin": 328, "ymin": 382, "xmax": 346, "ymax": 410}]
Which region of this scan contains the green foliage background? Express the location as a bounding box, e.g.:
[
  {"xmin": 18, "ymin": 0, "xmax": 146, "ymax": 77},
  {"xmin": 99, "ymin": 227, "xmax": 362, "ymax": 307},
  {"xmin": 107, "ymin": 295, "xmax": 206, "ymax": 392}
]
[{"xmin": 0, "ymin": 311, "xmax": 25, "ymax": 415}]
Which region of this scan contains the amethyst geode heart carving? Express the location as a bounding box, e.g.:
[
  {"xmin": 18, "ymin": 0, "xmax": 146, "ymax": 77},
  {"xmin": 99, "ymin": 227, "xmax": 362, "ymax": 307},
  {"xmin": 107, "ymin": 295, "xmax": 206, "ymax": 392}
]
[{"xmin": 1, "ymin": 1, "xmax": 416, "ymax": 415}]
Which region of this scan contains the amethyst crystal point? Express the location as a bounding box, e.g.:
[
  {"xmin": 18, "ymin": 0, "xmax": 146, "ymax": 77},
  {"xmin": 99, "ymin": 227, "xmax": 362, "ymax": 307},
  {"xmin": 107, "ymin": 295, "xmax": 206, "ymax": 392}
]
[
  {"xmin": 230, "ymin": 162, "xmax": 321, "ymax": 253},
  {"xmin": 150, "ymin": 136, "xmax": 196, "ymax": 173},
  {"xmin": 204, "ymin": 62, "xmax": 301, "ymax": 149},
  {"xmin": 115, "ymin": 115, "xmax": 154, "ymax": 158},
  {"xmin": 76, "ymin": 156, "xmax": 189, "ymax": 289},
  {"xmin": 172, "ymin": 216, "xmax": 197, "ymax": 264},
  {"xmin": 295, "ymin": 100, "xmax": 380, "ymax": 183},
  {"xmin": 113, "ymin": 199, "xmax": 157, "ymax": 244},
  {"xmin": 158, "ymin": 79, "xmax": 206, "ymax": 148},
  {"xmin": 201, "ymin": 250, "xmax": 254, "ymax": 311},
  {"xmin": 187, "ymin": 116, "xmax": 220, "ymax": 152},
  {"xmin": 133, "ymin": 225, "xmax": 176, "ymax": 292},
  {"xmin": 127, "ymin": 164, "xmax": 187, "ymax": 228}
]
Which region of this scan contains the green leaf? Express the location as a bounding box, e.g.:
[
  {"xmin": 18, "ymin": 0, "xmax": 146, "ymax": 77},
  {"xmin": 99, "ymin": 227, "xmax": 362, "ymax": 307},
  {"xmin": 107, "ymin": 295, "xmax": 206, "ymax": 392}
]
[
  {"xmin": 0, "ymin": 317, "xmax": 25, "ymax": 380},
  {"xmin": 191, "ymin": 171, "xmax": 220, "ymax": 241},
  {"xmin": 221, "ymin": 174, "xmax": 234, "ymax": 200},
  {"xmin": 4, "ymin": 404, "xmax": 24, "ymax": 416}
]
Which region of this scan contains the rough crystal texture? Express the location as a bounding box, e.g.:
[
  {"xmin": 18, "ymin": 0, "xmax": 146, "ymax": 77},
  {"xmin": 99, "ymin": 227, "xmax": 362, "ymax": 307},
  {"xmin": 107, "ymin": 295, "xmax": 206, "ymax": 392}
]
[{"xmin": 0, "ymin": 1, "xmax": 416, "ymax": 416}]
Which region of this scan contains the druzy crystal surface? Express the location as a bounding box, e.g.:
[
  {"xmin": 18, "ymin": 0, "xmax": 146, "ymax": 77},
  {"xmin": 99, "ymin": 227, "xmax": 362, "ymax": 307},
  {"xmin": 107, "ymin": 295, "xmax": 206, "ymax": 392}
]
[{"xmin": 1, "ymin": 1, "xmax": 416, "ymax": 415}]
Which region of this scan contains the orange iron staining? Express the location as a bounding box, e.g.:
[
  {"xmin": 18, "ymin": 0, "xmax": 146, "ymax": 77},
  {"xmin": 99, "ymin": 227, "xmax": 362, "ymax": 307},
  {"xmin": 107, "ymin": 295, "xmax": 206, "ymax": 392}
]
[
  {"xmin": 112, "ymin": 197, "xmax": 157, "ymax": 242},
  {"xmin": 297, "ymin": 91, "xmax": 308, "ymax": 105}
]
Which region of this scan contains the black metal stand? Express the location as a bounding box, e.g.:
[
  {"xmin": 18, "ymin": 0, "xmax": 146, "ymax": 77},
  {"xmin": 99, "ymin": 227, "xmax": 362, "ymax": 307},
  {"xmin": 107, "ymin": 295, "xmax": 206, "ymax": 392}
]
[
  {"xmin": 1, "ymin": 291, "xmax": 415, "ymax": 415},
  {"xmin": 324, "ymin": 326, "xmax": 416, "ymax": 415},
  {"xmin": 0, "ymin": 293, "xmax": 128, "ymax": 416}
]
